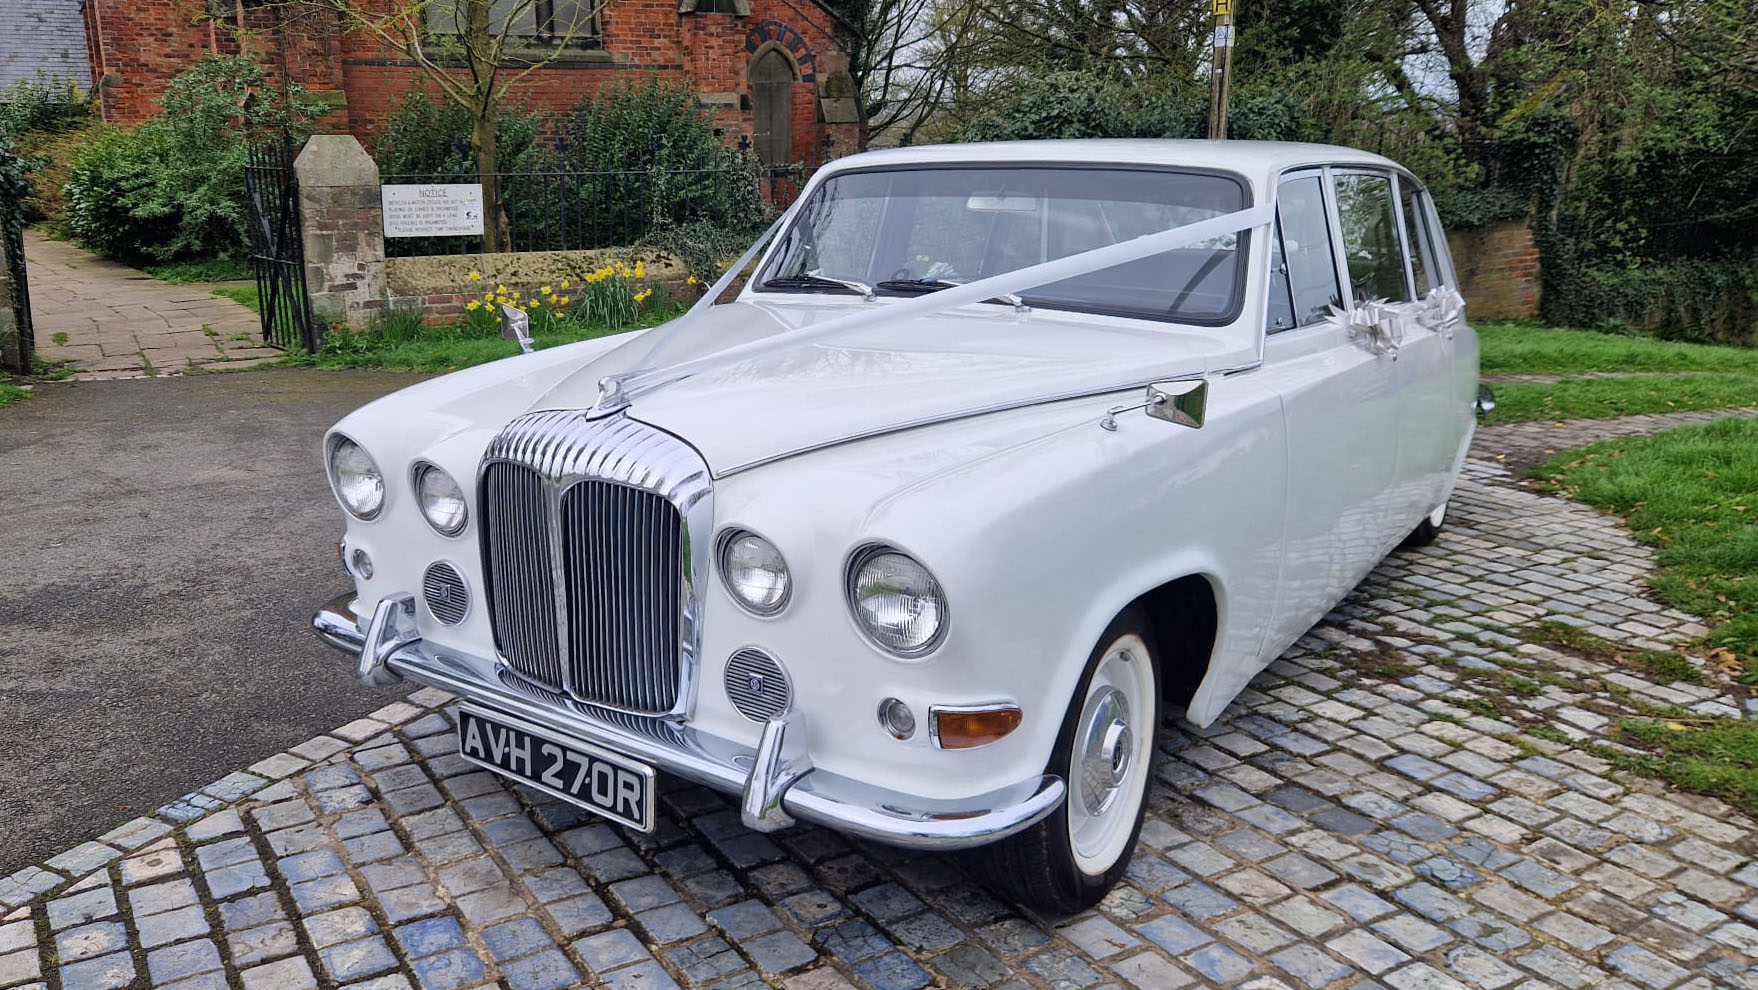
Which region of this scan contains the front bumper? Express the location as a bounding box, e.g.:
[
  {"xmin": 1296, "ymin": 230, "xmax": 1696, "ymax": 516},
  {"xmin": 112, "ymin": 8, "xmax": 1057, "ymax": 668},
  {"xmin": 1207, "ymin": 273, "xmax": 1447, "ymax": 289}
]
[{"xmin": 313, "ymin": 593, "xmax": 1065, "ymax": 850}]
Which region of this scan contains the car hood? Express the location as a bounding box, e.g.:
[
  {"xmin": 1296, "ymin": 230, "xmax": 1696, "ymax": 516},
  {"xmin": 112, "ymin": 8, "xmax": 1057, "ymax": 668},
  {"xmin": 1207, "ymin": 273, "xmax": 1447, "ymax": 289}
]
[{"xmin": 522, "ymin": 299, "xmax": 1251, "ymax": 473}]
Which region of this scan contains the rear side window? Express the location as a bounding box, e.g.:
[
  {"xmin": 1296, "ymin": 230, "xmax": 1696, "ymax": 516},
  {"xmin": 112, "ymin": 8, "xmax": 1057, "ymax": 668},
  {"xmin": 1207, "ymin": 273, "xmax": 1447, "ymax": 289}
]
[
  {"xmin": 1398, "ymin": 179, "xmax": 1437, "ymax": 297},
  {"xmin": 1335, "ymin": 172, "xmax": 1411, "ymax": 302},
  {"xmin": 1276, "ymin": 175, "xmax": 1341, "ymax": 327}
]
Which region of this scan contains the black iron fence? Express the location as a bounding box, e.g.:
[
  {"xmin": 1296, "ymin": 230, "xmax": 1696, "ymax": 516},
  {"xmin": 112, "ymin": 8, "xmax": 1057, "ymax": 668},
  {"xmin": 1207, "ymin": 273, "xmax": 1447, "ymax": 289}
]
[{"xmin": 383, "ymin": 136, "xmax": 831, "ymax": 258}]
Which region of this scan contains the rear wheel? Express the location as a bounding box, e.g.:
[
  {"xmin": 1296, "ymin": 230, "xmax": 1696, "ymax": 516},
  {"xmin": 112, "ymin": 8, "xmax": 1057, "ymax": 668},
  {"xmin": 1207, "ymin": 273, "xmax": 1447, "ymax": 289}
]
[
  {"xmin": 968, "ymin": 611, "xmax": 1159, "ymax": 914},
  {"xmin": 1403, "ymin": 501, "xmax": 1448, "ymax": 548}
]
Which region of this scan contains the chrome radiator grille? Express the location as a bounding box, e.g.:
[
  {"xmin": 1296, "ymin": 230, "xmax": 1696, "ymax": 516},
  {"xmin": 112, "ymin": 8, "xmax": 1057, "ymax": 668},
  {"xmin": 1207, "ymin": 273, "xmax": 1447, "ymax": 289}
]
[
  {"xmin": 561, "ymin": 482, "xmax": 683, "ymax": 715},
  {"xmin": 478, "ymin": 411, "xmax": 711, "ymax": 718}
]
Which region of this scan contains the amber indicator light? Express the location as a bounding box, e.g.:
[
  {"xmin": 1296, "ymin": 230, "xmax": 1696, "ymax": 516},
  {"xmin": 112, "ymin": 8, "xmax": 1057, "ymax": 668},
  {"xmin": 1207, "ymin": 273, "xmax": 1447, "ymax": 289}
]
[{"xmin": 934, "ymin": 706, "xmax": 1023, "ymax": 750}]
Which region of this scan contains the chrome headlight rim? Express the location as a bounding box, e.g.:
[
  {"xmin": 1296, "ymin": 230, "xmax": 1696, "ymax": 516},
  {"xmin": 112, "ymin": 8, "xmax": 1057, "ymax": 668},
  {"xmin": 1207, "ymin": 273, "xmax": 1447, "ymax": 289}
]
[
  {"xmin": 326, "ymin": 433, "xmax": 385, "ymax": 521},
  {"xmin": 844, "ymin": 543, "xmax": 950, "ymax": 659},
  {"xmin": 716, "ymin": 527, "xmax": 792, "ymax": 617},
  {"xmin": 411, "ymin": 461, "xmax": 469, "ymax": 538}
]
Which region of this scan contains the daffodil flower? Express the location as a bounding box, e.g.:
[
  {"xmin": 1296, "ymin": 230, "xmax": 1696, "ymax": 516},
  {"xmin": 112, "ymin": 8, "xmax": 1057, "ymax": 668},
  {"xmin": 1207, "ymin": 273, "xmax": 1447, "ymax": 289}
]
[{"xmin": 469, "ymin": 271, "xmax": 482, "ymax": 281}]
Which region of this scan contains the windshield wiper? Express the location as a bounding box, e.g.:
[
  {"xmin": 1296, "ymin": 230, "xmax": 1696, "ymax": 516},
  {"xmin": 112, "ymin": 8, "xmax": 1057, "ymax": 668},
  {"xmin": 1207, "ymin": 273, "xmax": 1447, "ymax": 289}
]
[
  {"xmin": 875, "ymin": 278, "xmax": 1029, "ymax": 313},
  {"xmin": 763, "ymin": 272, "xmax": 876, "ymax": 300}
]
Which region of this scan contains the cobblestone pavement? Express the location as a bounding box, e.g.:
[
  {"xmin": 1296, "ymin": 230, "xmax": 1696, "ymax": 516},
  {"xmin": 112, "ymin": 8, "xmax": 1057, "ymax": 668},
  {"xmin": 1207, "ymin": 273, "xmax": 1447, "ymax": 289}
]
[
  {"xmin": 23, "ymin": 231, "xmax": 280, "ymax": 379},
  {"xmin": 1473, "ymin": 408, "xmax": 1758, "ymax": 476},
  {"xmin": 4, "ymin": 451, "xmax": 1757, "ymax": 990}
]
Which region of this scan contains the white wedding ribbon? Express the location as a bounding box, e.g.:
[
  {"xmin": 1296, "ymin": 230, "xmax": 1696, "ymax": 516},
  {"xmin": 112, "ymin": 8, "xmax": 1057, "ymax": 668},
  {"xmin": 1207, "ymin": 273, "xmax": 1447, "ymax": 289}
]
[{"xmin": 617, "ymin": 201, "xmax": 1276, "ymax": 401}]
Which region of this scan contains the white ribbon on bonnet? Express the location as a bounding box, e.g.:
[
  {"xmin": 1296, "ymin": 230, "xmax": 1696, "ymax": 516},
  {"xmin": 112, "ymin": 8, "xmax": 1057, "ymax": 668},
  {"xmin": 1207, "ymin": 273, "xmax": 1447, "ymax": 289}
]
[{"xmin": 612, "ymin": 200, "xmax": 1279, "ymax": 404}]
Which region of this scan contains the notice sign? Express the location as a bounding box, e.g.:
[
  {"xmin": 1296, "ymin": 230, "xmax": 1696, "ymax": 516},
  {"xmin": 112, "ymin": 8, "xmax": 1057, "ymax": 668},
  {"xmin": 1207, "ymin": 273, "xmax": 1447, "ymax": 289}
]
[{"xmin": 382, "ymin": 183, "xmax": 485, "ymax": 238}]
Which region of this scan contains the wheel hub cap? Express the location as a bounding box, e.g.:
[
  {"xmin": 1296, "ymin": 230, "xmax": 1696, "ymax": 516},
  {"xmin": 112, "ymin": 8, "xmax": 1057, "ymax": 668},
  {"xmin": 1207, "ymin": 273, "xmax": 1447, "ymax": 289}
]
[{"xmin": 1078, "ymin": 686, "xmax": 1132, "ymax": 815}]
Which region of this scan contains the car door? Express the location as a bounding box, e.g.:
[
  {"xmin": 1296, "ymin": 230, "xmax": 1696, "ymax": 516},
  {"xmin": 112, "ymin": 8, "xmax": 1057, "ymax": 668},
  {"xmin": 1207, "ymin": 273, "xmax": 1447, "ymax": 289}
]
[
  {"xmin": 1392, "ymin": 176, "xmax": 1466, "ymax": 516},
  {"xmin": 1256, "ymin": 169, "xmax": 1402, "ymax": 655}
]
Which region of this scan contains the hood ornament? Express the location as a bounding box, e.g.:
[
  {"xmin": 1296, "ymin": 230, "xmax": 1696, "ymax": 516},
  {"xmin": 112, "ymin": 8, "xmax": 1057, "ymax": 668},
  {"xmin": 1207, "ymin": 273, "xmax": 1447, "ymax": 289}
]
[{"xmin": 586, "ymin": 374, "xmax": 632, "ymax": 419}]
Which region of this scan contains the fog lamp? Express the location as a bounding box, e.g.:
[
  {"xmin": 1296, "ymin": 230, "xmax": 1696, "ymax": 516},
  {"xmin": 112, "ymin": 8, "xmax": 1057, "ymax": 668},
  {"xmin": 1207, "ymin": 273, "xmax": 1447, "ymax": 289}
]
[{"xmin": 930, "ymin": 704, "xmax": 1022, "ymax": 750}]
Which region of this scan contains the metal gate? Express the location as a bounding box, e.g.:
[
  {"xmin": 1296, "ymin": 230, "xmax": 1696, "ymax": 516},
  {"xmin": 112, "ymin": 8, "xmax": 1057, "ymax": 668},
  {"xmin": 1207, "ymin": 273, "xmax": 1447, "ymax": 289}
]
[
  {"xmin": 244, "ymin": 141, "xmax": 320, "ymax": 353},
  {"xmin": 1, "ymin": 202, "xmax": 30, "ymax": 375}
]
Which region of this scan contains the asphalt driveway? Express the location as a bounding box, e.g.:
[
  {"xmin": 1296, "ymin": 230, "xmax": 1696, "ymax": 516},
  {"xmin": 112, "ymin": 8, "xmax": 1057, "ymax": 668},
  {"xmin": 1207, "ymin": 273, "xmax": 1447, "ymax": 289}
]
[{"xmin": 0, "ymin": 368, "xmax": 423, "ymax": 874}]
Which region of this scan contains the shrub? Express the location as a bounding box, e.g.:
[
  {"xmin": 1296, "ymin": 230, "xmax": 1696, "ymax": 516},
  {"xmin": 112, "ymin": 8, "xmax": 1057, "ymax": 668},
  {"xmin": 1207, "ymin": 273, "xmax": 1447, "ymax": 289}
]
[
  {"xmin": 561, "ymin": 78, "xmax": 769, "ymax": 246},
  {"xmin": 61, "ymin": 55, "xmax": 325, "ymax": 262},
  {"xmin": 0, "ymin": 73, "xmax": 95, "ymax": 139},
  {"xmin": 372, "ymin": 91, "xmax": 544, "ymax": 178}
]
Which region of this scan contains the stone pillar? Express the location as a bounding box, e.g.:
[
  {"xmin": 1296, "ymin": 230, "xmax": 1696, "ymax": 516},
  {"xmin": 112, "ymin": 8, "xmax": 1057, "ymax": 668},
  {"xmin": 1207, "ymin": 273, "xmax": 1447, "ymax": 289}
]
[{"xmin": 294, "ymin": 135, "xmax": 385, "ymax": 329}]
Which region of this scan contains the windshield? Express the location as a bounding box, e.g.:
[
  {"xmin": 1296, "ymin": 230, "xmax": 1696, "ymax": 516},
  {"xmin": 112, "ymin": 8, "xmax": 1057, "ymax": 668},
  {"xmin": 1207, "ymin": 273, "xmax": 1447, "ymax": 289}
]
[{"xmin": 757, "ymin": 165, "xmax": 1250, "ymax": 324}]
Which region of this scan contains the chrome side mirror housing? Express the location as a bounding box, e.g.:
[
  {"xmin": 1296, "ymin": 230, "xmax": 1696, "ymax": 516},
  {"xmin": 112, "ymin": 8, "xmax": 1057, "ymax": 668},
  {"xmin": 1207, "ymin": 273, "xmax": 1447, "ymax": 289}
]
[
  {"xmin": 498, "ymin": 302, "xmax": 533, "ymax": 354},
  {"xmin": 1146, "ymin": 379, "xmax": 1207, "ymax": 429}
]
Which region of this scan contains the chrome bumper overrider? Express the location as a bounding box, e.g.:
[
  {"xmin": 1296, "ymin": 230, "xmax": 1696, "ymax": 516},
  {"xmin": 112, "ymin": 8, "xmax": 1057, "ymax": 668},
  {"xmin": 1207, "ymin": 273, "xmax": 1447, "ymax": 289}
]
[{"xmin": 312, "ymin": 593, "xmax": 1065, "ymax": 850}]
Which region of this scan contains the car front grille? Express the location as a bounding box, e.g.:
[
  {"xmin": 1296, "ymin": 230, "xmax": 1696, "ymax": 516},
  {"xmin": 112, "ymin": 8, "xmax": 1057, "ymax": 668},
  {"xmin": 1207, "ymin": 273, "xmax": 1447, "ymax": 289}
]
[{"xmin": 478, "ymin": 411, "xmax": 711, "ymax": 718}]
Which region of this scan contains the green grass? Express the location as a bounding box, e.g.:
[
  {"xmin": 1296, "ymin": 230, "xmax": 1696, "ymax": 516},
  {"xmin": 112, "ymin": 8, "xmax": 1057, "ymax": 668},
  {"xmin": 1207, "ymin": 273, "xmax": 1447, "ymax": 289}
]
[
  {"xmin": 1476, "ymin": 322, "xmax": 1758, "ymax": 424},
  {"xmin": 213, "ymin": 285, "xmax": 260, "ymax": 314},
  {"xmin": 146, "ymin": 256, "xmax": 253, "ymax": 284},
  {"xmin": 1481, "ymin": 373, "xmax": 1758, "ymax": 424},
  {"xmin": 291, "ymin": 306, "xmax": 675, "ymax": 374},
  {"xmin": 0, "ymin": 383, "xmax": 30, "ymax": 407},
  {"xmin": 1478, "ymin": 321, "xmax": 1758, "ymax": 377},
  {"xmin": 1534, "ymin": 416, "xmax": 1758, "ymax": 683},
  {"xmin": 1614, "ymin": 717, "xmax": 1758, "ymax": 817}
]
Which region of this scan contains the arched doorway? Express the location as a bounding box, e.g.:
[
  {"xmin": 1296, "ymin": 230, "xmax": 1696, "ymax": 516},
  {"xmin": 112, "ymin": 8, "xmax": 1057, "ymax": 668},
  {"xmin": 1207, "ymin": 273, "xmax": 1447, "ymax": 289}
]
[{"xmin": 750, "ymin": 48, "xmax": 795, "ymax": 166}]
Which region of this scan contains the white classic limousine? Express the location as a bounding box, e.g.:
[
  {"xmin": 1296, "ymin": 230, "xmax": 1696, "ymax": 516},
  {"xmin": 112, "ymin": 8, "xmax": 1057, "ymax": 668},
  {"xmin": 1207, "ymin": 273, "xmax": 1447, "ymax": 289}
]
[{"xmin": 313, "ymin": 139, "xmax": 1479, "ymax": 912}]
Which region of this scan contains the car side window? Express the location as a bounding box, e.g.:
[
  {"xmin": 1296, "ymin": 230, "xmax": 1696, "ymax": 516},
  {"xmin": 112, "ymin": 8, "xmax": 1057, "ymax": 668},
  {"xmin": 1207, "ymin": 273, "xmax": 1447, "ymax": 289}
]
[
  {"xmin": 1335, "ymin": 172, "xmax": 1412, "ymax": 302},
  {"xmin": 1398, "ymin": 179, "xmax": 1437, "ymax": 297},
  {"xmin": 1276, "ymin": 175, "xmax": 1340, "ymax": 327}
]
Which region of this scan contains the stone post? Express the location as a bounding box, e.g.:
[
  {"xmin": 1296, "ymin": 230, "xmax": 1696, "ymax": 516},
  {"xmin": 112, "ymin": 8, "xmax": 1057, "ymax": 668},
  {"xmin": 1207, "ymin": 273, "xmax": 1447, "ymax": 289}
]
[{"xmin": 294, "ymin": 135, "xmax": 385, "ymax": 329}]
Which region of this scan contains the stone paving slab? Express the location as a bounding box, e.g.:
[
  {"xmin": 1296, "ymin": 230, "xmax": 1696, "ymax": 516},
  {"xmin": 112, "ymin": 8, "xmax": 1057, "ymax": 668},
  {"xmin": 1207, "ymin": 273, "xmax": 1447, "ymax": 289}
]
[
  {"xmin": 4, "ymin": 448, "xmax": 1757, "ymax": 990},
  {"xmin": 22, "ymin": 231, "xmax": 281, "ymax": 379}
]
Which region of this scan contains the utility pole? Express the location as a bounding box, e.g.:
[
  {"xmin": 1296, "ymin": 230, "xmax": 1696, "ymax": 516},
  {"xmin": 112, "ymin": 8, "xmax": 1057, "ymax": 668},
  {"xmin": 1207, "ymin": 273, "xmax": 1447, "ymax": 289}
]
[{"xmin": 1207, "ymin": 0, "xmax": 1235, "ymax": 139}]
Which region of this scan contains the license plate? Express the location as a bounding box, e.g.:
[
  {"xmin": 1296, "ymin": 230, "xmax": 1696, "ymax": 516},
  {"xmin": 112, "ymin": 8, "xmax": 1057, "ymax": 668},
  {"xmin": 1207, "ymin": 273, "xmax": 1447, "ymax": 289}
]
[{"xmin": 456, "ymin": 705, "xmax": 655, "ymax": 832}]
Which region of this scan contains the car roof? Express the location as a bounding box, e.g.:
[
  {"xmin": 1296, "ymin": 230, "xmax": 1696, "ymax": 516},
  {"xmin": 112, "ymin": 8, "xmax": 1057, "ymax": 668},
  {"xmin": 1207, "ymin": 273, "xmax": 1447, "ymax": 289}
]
[{"xmin": 817, "ymin": 139, "xmax": 1407, "ymax": 189}]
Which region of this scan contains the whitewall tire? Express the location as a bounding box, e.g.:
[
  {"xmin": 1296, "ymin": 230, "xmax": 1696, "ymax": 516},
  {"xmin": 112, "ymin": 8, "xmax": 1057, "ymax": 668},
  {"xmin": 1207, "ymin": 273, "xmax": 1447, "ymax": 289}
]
[
  {"xmin": 1403, "ymin": 499, "xmax": 1449, "ymax": 547},
  {"xmin": 969, "ymin": 610, "xmax": 1160, "ymax": 915}
]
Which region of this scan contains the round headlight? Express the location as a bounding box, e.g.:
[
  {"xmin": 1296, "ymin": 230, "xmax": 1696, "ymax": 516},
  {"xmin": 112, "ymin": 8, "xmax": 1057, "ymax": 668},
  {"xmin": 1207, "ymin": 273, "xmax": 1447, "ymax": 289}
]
[
  {"xmin": 414, "ymin": 463, "xmax": 468, "ymax": 536},
  {"xmin": 718, "ymin": 530, "xmax": 791, "ymax": 615},
  {"xmin": 848, "ymin": 547, "xmax": 948, "ymax": 657},
  {"xmin": 328, "ymin": 435, "xmax": 384, "ymax": 519}
]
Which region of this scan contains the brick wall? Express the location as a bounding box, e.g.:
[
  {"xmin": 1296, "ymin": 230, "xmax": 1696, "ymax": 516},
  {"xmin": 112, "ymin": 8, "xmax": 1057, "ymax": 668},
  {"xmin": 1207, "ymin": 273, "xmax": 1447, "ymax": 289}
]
[
  {"xmin": 1, "ymin": 0, "xmax": 91, "ymax": 92},
  {"xmin": 85, "ymin": 0, "xmax": 861, "ymax": 164},
  {"xmin": 1447, "ymin": 220, "xmax": 1540, "ymax": 322}
]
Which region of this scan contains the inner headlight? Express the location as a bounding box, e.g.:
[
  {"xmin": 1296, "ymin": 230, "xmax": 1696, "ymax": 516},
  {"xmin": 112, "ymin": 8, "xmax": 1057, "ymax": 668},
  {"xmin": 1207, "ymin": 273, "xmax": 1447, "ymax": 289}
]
[
  {"xmin": 848, "ymin": 546, "xmax": 948, "ymax": 657},
  {"xmin": 327, "ymin": 435, "xmax": 384, "ymax": 519},
  {"xmin": 414, "ymin": 463, "xmax": 468, "ymax": 536},
  {"xmin": 718, "ymin": 530, "xmax": 790, "ymax": 615}
]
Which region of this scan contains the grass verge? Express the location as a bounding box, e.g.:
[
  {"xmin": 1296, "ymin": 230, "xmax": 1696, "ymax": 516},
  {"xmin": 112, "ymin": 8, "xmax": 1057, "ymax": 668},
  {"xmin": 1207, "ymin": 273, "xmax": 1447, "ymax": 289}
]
[
  {"xmin": 0, "ymin": 383, "xmax": 30, "ymax": 407},
  {"xmin": 1478, "ymin": 321, "xmax": 1758, "ymax": 377},
  {"xmin": 146, "ymin": 256, "xmax": 253, "ymax": 284},
  {"xmin": 213, "ymin": 285, "xmax": 260, "ymax": 314},
  {"xmin": 1481, "ymin": 373, "xmax": 1758, "ymax": 425}
]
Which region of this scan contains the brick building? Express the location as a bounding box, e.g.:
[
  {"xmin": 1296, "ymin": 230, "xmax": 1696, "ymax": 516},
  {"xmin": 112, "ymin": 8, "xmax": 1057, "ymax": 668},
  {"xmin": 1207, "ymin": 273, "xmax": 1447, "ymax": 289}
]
[{"xmin": 80, "ymin": 0, "xmax": 863, "ymax": 166}]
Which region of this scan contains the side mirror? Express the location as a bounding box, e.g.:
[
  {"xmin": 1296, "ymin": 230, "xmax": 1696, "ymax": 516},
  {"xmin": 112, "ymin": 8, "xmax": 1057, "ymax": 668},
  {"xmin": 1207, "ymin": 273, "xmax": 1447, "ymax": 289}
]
[
  {"xmin": 498, "ymin": 302, "xmax": 533, "ymax": 354},
  {"xmin": 1146, "ymin": 379, "xmax": 1207, "ymax": 429}
]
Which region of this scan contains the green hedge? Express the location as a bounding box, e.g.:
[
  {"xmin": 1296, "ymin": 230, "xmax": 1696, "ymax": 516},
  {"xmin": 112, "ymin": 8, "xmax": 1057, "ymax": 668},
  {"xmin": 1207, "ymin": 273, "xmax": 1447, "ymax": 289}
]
[{"xmin": 61, "ymin": 56, "xmax": 325, "ymax": 263}]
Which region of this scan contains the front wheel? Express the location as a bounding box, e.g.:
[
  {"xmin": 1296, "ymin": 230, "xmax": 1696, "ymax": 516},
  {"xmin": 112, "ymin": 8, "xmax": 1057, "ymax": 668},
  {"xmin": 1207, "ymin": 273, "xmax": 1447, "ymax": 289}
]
[{"xmin": 968, "ymin": 611, "xmax": 1160, "ymax": 914}]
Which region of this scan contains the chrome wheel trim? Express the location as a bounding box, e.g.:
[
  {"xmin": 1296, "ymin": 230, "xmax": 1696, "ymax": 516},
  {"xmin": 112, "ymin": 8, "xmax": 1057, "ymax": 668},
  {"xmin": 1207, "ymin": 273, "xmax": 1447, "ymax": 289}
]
[
  {"xmin": 1428, "ymin": 502, "xmax": 1448, "ymax": 529},
  {"xmin": 1067, "ymin": 633, "xmax": 1155, "ymax": 875}
]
